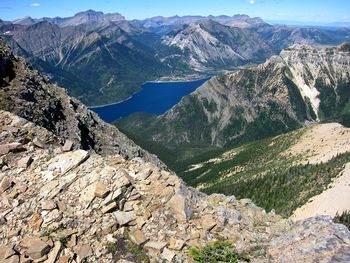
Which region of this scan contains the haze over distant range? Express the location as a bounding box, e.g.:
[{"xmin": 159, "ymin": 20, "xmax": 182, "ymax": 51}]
[{"xmin": 1, "ymin": 0, "xmax": 350, "ymax": 27}]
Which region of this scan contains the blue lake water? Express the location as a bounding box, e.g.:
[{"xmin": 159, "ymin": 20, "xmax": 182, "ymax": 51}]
[{"xmin": 91, "ymin": 77, "xmax": 210, "ymax": 123}]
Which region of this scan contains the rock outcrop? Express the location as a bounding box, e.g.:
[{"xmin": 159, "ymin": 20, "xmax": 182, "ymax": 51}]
[
  {"xmin": 0, "ymin": 39, "xmax": 164, "ymax": 167},
  {"xmin": 1, "ymin": 110, "xmax": 350, "ymax": 262}
]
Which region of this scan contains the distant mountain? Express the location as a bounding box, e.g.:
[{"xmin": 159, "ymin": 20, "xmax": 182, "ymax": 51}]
[
  {"xmin": 118, "ymin": 43, "xmax": 350, "ymax": 166},
  {"xmin": 133, "ymin": 14, "xmax": 269, "ymax": 33},
  {"xmin": 2, "ymin": 11, "xmax": 350, "ymax": 105},
  {"xmin": 1, "ymin": 19, "xmax": 173, "ymax": 105},
  {"xmin": 12, "ymin": 10, "xmax": 125, "ymax": 27},
  {"xmin": 13, "ymin": 16, "xmax": 37, "ymax": 25},
  {"xmin": 162, "ymin": 19, "xmax": 273, "ymax": 71}
]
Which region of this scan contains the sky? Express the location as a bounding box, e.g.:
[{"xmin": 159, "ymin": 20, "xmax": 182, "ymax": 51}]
[{"xmin": 1, "ymin": 0, "xmax": 350, "ymax": 24}]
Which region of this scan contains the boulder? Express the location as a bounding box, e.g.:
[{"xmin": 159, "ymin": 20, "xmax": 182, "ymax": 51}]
[
  {"xmin": 0, "ymin": 143, "xmax": 24, "ymax": 156},
  {"xmin": 62, "ymin": 140, "xmax": 73, "ymax": 152},
  {"xmin": 130, "ymin": 230, "xmax": 147, "ymax": 245},
  {"xmin": 33, "ymin": 137, "xmax": 45, "ymax": 148},
  {"xmin": 25, "ymin": 239, "xmax": 51, "ymax": 260},
  {"xmin": 41, "ymin": 200, "xmax": 57, "ymax": 211},
  {"xmin": 1, "ymin": 255, "xmax": 19, "ymax": 263},
  {"xmin": 115, "ymin": 211, "xmax": 137, "ymax": 226},
  {"xmin": 17, "ymin": 156, "xmax": 33, "ymax": 168},
  {"xmin": 201, "ymin": 214, "xmax": 217, "ymax": 231},
  {"xmin": 169, "ymin": 237, "xmax": 185, "ymax": 251},
  {"xmin": 168, "ymin": 193, "xmax": 191, "ymax": 222},
  {"xmin": 144, "ymin": 241, "xmax": 167, "ymax": 254},
  {"xmin": 162, "ymin": 248, "xmax": 176, "ymax": 262},
  {"xmin": 94, "ymin": 182, "xmax": 109, "ymax": 198},
  {"xmin": 0, "ymin": 245, "xmax": 16, "ymax": 260},
  {"xmin": 75, "ymin": 244, "xmax": 93, "ymax": 263},
  {"xmin": 0, "ymin": 176, "xmax": 14, "ymax": 194},
  {"xmin": 48, "ymin": 150, "xmax": 89, "ymax": 174}
]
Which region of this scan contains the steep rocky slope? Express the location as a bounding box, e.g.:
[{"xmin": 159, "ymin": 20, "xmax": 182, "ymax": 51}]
[
  {"xmin": 0, "ymin": 39, "xmax": 162, "ymax": 166},
  {"xmin": 119, "ymin": 43, "xmax": 350, "ymax": 157},
  {"xmin": 1, "ymin": 105, "xmax": 350, "ymax": 262}
]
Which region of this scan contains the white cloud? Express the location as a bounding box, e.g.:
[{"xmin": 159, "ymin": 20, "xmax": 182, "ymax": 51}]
[
  {"xmin": 30, "ymin": 3, "xmax": 40, "ymax": 7},
  {"xmin": 249, "ymin": 0, "xmax": 256, "ymax": 4}
]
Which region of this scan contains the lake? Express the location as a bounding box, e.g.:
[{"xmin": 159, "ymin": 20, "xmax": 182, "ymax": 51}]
[{"xmin": 91, "ymin": 77, "xmax": 210, "ymax": 123}]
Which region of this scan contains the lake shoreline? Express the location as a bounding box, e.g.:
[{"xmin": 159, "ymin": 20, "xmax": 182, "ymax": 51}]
[{"xmin": 88, "ymin": 75, "xmax": 212, "ymax": 109}]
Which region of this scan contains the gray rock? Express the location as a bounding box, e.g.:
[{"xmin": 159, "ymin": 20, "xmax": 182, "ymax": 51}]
[
  {"xmin": 0, "ymin": 245, "xmax": 16, "ymax": 261},
  {"xmin": 115, "ymin": 211, "xmax": 137, "ymax": 226},
  {"xmin": 168, "ymin": 193, "xmax": 191, "ymax": 222},
  {"xmin": 17, "ymin": 156, "xmax": 33, "ymax": 168},
  {"xmin": 48, "ymin": 150, "xmax": 89, "ymax": 174},
  {"xmin": 62, "ymin": 140, "xmax": 73, "ymax": 152}
]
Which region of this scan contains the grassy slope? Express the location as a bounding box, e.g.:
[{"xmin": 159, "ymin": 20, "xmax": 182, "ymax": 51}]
[{"xmin": 176, "ymin": 127, "xmax": 350, "ymax": 217}]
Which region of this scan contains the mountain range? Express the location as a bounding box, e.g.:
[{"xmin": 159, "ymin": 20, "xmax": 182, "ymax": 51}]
[
  {"xmin": 1, "ymin": 36, "xmax": 350, "ymax": 263},
  {"xmin": 1, "ymin": 10, "xmax": 350, "ymax": 105}
]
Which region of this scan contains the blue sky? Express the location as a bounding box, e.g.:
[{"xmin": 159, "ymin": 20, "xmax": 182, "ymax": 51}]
[{"xmin": 1, "ymin": 0, "xmax": 350, "ymax": 23}]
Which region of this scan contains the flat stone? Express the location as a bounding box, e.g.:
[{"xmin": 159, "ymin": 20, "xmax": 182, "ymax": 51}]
[
  {"xmin": 56, "ymin": 256, "xmax": 70, "ymax": 263},
  {"xmin": 41, "ymin": 200, "xmax": 57, "ymax": 211},
  {"xmin": 28, "ymin": 211, "xmax": 43, "ymax": 231},
  {"xmin": 94, "ymin": 182, "xmax": 109, "ymax": 198},
  {"xmin": 25, "ymin": 239, "xmax": 51, "ymax": 260},
  {"xmin": 135, "ymin": 168, "xmax": 152, "ymax": 181},
  {"xmin": 7, "ymin": 228, "xmax": 21, "ymax": 238},
  {"xmin": 101, "ymin": 202, "xmax": 118, "ymax": 214},
  {"xmin": 0, "ymin": 176, "xmax": 14, "ymax": 194},
  {"xmin": 76, "ymin": 244, "xmax": 93, "ymax": 263},
  {"xmin": 102, "ymin": 188, "xmax": 124, "ymax": 206},
  {"xmin": 48, "ymin": 150, "xmax": 89, "ymax": 175},
  {"xmin": 162, "ymin": 248, "xmax": 176, "ymax": 262},
  {"xmin": 115, "ymin": 211, "xmax": 137, "ymax": 226},
  {"xmin": 144, "ymin": 241, "xmax": 167, "ymax": 254},
  {"xmin": 17, "ymin": 156, "xmax": 33, "ymax": 168},
  {"xmin": 33, "ymin": 138, "xmax": 45, "ymax": 149},
  {"xmin": 169, "ymin": 237, "xmax": 185, "ymax": 251},
  {"xmin": 62, "ymin": 140, "xmax": 73, "ymax": 152},
  {"xmin": 45, "ymin": 241, "xmax": 61, "ymax": 263},
  {"xmin": 168, "ymin": 193, "xmax": 191, "ymax": 222},
  {"xmin": 78, "ymin": 184, "xmax": 96, "ymax": 208},
  {"xmin": 0, "ymin": 245, "xmax": 16, "ymax": 260},
  {"xmin": 0, "ymin": 143, "xmax": 24, "ymax": 156},
  {"xmin": 201, "ymin": 214, "xmax": 217, "ymax": 231},
  {"xmin": 130, "ymin": 230, "xmax": 147, "ymax": 245},
  {"xmin": 1, "ymin": 255, "xmax": 19, "ymax": 263}
]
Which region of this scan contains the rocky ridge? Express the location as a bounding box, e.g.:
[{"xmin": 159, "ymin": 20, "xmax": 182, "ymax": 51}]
[
  {"xmin": 0, "ymin": 39, "xmax": 163, "ymax": 167},
  {"xmin": 1, "ymin": 110, "xmax": 350, "ymax": 262}
]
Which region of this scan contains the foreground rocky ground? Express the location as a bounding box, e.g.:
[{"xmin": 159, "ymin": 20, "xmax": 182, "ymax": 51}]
[{"xmin": 1, "ymin": 110, "xmax": 350, "ymax": 262}]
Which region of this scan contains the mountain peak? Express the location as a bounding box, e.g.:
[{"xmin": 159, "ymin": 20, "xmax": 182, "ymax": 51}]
[{"xmin": 12, "ymin": 16, "xmax": 37, "ymax": 25}]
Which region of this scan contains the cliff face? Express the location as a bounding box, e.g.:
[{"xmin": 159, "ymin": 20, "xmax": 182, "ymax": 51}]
[
  {"xmin": 0, "ymin": 39, "xmax": 163, "ymax": 167},
  {"xmin": 119, "ymin": 43, "xmax": 350, "ymax": 149}
]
